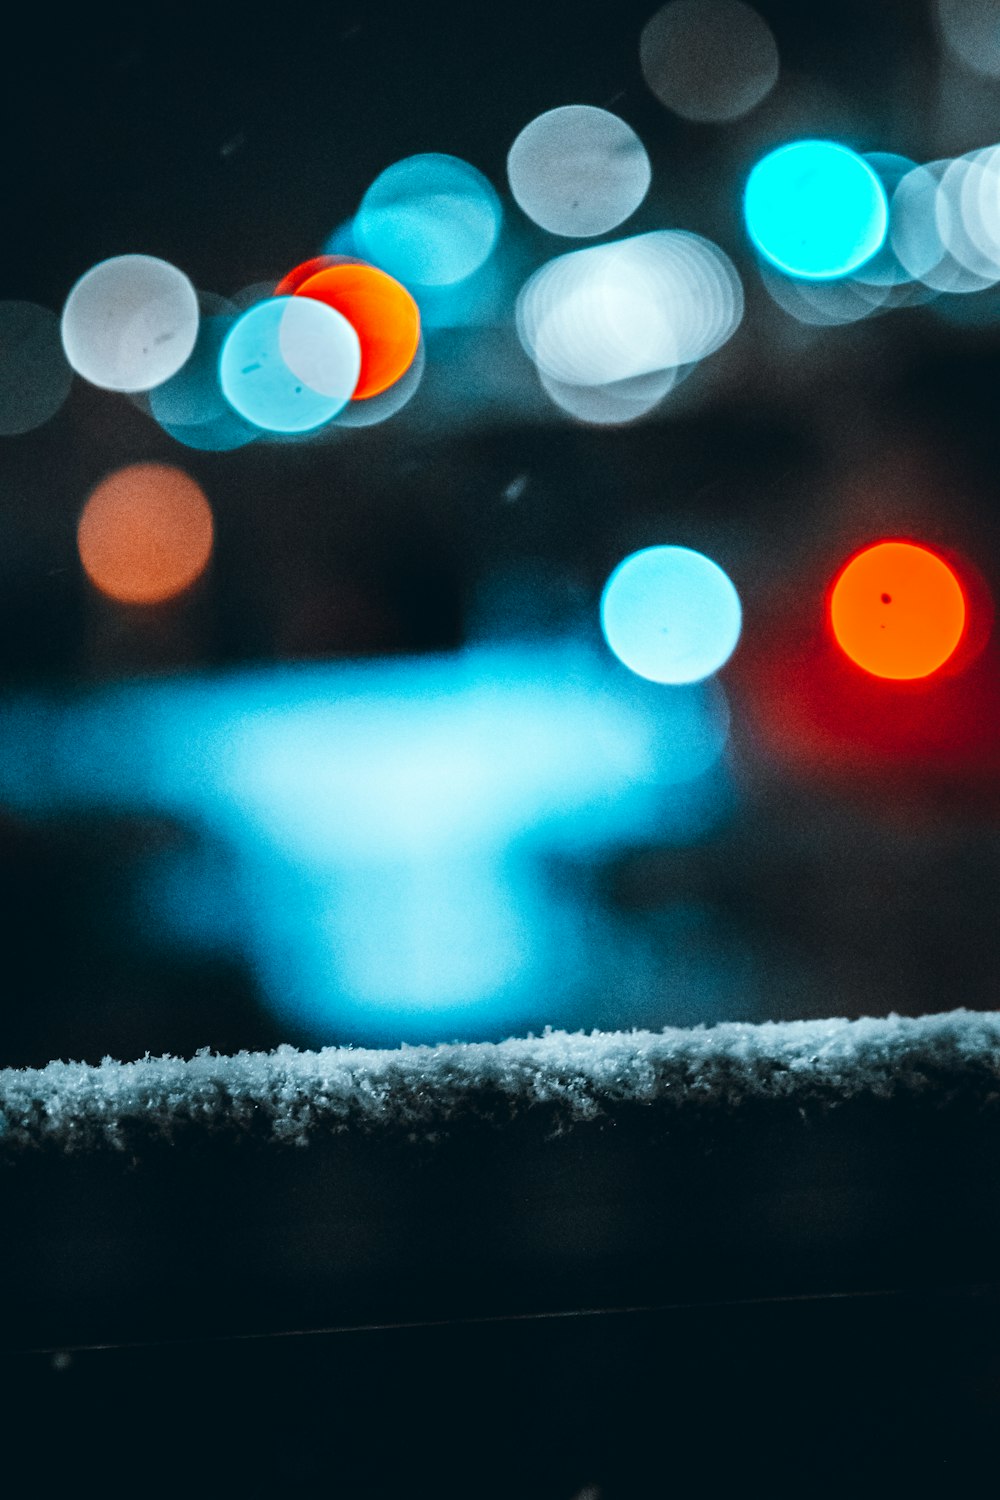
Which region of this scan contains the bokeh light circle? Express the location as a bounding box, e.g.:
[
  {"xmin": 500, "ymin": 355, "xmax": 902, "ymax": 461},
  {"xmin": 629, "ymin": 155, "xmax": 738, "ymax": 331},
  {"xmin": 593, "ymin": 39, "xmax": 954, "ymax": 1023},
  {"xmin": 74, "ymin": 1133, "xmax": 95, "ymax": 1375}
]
[
  {"xmin": 744, "ymin": 140, "xmax": 889, "ymax": 280},
  {"xmin": 854, "ymin": 153, "xmax": 926, "ymax": 291},
  {"xmin": 219, "ymin": 297, "xmax": 360, "ymax": 433},
  {"xmin": 506, "ymin": 105, "xmax": 651, "ymax": 238},
  {"xmin": 934, "ymin": 151, "xmax": 1000, "ymax": 286},
  {"xmin": 830, "ymin": 541, "xmax": 966, "ymax": 680},
  {"xmin": 758, "ymin": 259, "xmax": 890, "ymax": 324},
  {"xmin": 292, "ymin": 263, "xmax": 420, "ymax": 399},
  {"xmin": 955, "ymin": 146, "xmax": 1000, "ymax": 269},
  {"xmin": 274, "ymin": 255, "xmax": 355, "ymax": 296},
  {"xmin": 335, "ymin": 339, "xmax": 426, "ymax": 427},
  {"xmin": 0, "ymin": 302, "xmax": 73, "ymax": 435},
  {"xmin": 77, "ymin": 463, "xmax": 214, "ymax": 605},
  {"xmin": 537, "ymin": 364, "xmax": 677, "ymax": 425},
  {"xmin": 354, "ymin": 154, "xmax": 502, "ymax": 287},
  {"xmin": 148, "ymin": 314, "xmax": 258, "ymax": 452},
  {"xmin": 517, "ymin": 231, "xmax": 743, "ymax": 387},
  {"xmin": 640, "ymin": 0, "xmax": 779, "ymax": 123},
  {"xmin": 890, "ymin": 160, "xmax": 997, "ymax": 294},
  {"xmin": 936, "ymin": 0, "xmax": 1000, "ymax": 79},
  {"xmin": 601, "ymin": 545, "xmax": 742, "ymax": 684},
  {"xmin": 61, "ymin": 255, "xmax": 199, "ymax": 391}
]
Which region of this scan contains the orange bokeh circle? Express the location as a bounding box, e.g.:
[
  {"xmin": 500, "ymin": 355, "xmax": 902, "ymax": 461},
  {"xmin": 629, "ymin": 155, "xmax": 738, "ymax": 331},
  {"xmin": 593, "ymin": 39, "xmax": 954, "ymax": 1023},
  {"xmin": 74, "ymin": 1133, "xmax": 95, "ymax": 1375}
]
[
  {"xmin": 830, "ymin": 540, "xmax": 966, "ymax": 680},
  {"xmin": 77, "ymin": 463, "xmax": 214, "ymax": 605},
  {"xmin": 291, "ymin": 263, "xmax": 420, "ymax": 400}
]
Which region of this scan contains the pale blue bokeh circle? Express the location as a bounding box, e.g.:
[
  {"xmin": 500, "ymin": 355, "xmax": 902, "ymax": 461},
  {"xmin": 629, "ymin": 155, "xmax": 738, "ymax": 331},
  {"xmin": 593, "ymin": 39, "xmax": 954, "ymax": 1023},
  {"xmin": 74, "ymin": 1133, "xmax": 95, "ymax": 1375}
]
[
  {"xmin": 744, "ymin": 139, "xmax": 888, "ymax": 280},
  {"xmin": 354, "ymin": 153, "xmax": 502, "ymax": 287},
  {"xmin": 600, "ymin": 545, "xmax": 742, "ymax": 684},
  {"xmin": 219, "ymin": 297, "xmax": 359, "ymax": 434},
  {"xmin": 151, "ymin": 315, "xmax": 258, "ymax": 452}
]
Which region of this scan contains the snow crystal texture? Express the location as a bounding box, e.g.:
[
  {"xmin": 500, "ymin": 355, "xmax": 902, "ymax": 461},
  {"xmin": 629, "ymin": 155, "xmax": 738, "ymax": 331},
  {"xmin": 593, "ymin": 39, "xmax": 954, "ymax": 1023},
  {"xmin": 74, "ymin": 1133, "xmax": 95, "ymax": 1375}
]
[{"xmin": 1, "ymin": 1010, "xmax": 999, "ymax": 1156}]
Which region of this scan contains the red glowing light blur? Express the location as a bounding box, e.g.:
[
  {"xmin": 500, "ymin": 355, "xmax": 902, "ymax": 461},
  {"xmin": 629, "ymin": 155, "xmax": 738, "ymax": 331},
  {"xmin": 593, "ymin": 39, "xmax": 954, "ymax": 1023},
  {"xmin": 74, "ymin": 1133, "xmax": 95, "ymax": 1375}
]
[
  {"xmin": 290, "ymin": 263, "xmax": 420, "ymax": 400},
  {"xmin": 274, "ymin": 256, "xmax": 355, "ymax": 297},
  {"xmin": 731, "ymin": 540, "xmax": 998, "ymax": 811},
  {"xmin": 830, "ymin": 541, "xmax": 966, "ymax": 680}
]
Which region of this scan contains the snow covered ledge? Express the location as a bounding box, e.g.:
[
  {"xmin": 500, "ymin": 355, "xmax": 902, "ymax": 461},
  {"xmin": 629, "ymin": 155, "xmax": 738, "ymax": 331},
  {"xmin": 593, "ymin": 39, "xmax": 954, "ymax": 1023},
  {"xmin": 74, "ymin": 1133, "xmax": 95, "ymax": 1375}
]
[
  {"xmin": 3, "ymin": 1011, "xmax": 1000, "ymax": 1349},
  {"xmin": 5, "ymin": 1010, "xmax": 1000, "ymax": 1153}
]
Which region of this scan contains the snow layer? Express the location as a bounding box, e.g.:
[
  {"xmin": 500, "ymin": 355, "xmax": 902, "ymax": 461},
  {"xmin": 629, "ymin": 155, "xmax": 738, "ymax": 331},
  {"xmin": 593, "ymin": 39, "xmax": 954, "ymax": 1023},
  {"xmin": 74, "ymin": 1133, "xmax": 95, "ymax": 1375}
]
[{"xmin": 1, "ymin": 1009, "xmax": 999, "ymax": 1155}]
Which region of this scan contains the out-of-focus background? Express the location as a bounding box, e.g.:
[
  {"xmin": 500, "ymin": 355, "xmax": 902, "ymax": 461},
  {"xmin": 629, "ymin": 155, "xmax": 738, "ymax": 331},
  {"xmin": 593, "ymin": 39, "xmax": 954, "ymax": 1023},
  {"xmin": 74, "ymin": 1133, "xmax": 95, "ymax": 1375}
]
[
  {"xmin": 8, "ymin": 4, "xmax": 1000, "ymax": 1491},
  {"xmin": 1, "ymin": 0, "xmax": 999, "ymax": 1074}
]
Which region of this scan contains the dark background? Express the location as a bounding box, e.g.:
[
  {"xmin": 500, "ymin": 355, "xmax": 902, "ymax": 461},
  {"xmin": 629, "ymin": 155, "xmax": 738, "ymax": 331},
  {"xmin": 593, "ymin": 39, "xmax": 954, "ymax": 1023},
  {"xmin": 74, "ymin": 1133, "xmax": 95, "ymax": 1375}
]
[
  {"xmin": 1, "ymin": 0, "xmax": 1000, "ymax": 1068},
  {"xmin": 2, "ymin": 1, "xmax": 1000, "ymax": 1488}
]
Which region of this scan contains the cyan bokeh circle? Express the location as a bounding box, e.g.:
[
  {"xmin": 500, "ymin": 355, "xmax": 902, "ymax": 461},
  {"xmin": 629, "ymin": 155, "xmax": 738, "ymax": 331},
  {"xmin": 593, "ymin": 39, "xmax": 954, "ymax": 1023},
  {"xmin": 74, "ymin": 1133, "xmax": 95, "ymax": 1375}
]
[
  {"xmin": 354, "ymin": 154, "xmax": 502, "ymax": 287},
  {"xmin": 601, "ymin": 545, "xmax": 742, "ymax": 684},
  {"xmin": 744, "ymin": 140, "xmax": 888, "ymax": 280},
  {"xmin": 219, "ymin": 297, "xmax": 360, "ymax": 434}
]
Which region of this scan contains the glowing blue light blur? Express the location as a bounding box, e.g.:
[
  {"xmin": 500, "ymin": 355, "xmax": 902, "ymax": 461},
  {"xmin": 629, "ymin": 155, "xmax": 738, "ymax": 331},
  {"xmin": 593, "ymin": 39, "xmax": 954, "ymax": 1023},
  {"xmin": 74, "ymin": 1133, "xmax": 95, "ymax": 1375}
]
[
  {"xmin": 744, "ymin": 140, "xmax": 888, "ymax": 280},
  {"xmin": 889, "ymin": 159, "xmax": 996, "ymax": 294},
  {"xmin": 156, "ymin": 408, "xmax": 258, "ymax": 453},
  {"xmin": 220, "ymin": 297, "xmax": 360, "ymax": 434},
  {"xmin": 323, "ymin": 219, "xmax": 358, "ymax": 258},
  {"xmin": 945, "ymin": 146, "xmax": 1000, "ymax": 278},
  {"xmin": 881, "ymin": 151, "xmax": 1000, "ymax": 295},
  {"xmin": 408, "ymin": 245, "xmax": 516, "ymax": 329},
  {"xmin": 324, "ymin": 216, "xmax": 532, "ymax": 332},
  {"xmin": 354, "ymin": 153, "xmax": 502, "ymax": 288},
  {"xmin": 150, "ymin": 315, "xmax": 257, "ymax": 451},
  {"xmin": 0, "ymin": 646, "xmax": 734, "ymax": 1041},
  {"xmin": 216, "ymin": 649, "xmax": 729, "ymax": 862},
  {"xmin": 601, "ymin": 546, "xmax": 742, "ymax": 685},
  {"xmin": 851, "ymin": 153, "xmax": 926, "ymax": 295}
]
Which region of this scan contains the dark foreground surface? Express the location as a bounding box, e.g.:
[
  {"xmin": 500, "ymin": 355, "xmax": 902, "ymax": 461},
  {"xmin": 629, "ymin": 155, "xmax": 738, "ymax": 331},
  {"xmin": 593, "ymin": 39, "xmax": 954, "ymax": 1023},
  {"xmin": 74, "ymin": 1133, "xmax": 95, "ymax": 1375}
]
[
  {"xmin": 4, "ymin": 1014, "xmax": 1000, "ymax": 1487},
  {"xmin": 5, "ymin": 1288, "xmax": 1000, "ymax": 1492},
  {"xmin": 1, "ymin": 1014, "xmax": 999, "ymax": 1354}
]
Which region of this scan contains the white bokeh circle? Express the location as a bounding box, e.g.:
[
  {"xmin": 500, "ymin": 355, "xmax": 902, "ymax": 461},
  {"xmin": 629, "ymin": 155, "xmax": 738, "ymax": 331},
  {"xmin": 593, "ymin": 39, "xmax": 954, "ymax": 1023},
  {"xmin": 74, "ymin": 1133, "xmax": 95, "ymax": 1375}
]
[
  {"xmin": 507, "ymin": 106, "xmax": 651, "ymax": 238},
  {"xmin": 61, "ymin": 255, "xmax": 199, "ymax": 392}
]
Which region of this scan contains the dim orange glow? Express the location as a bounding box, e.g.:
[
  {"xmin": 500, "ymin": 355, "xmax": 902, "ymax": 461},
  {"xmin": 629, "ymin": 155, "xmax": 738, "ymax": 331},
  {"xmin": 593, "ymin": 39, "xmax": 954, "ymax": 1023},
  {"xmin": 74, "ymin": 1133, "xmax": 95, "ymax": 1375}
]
[
  {"xmin": 830, "ymin": 540, "xmax": 966, "ymax": 680},
  {"xmin": 292, "ymin": 263, "xmax": 420, "ymax": 400},
  {"xmin": 77, "ymin": 463, "xmax": 214, "ymax": 605}
]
